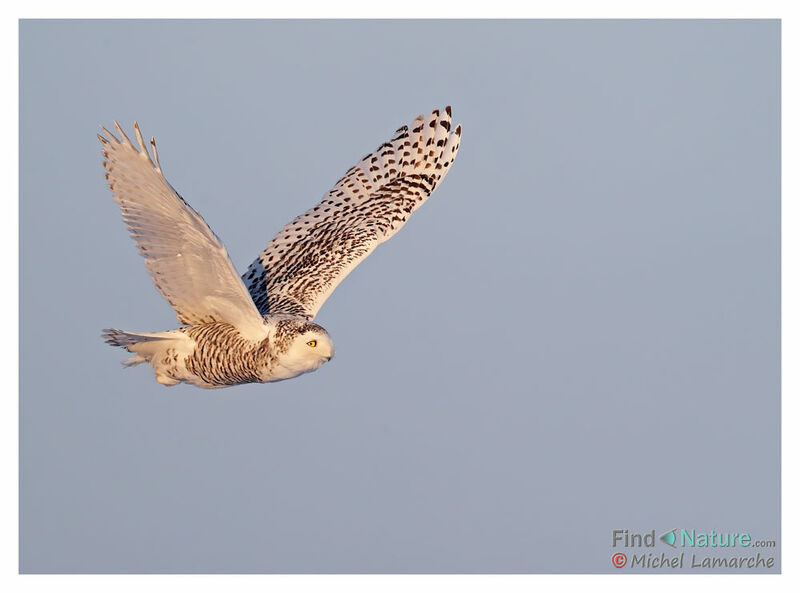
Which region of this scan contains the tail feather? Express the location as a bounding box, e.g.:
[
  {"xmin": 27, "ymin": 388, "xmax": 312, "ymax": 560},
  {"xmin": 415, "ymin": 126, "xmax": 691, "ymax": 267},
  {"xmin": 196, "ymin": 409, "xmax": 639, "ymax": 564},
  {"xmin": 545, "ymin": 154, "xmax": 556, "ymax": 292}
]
[
  {"xmin": 121, "ymin": 354, "xmax": 148, "ymax": 367},
  {"xmin": 102, "ymin": 328, "xmax": 170, "ymax": 348},
  {"xmin": 103, "ymin": 327, "xmax": 191, "ymax": 383}
]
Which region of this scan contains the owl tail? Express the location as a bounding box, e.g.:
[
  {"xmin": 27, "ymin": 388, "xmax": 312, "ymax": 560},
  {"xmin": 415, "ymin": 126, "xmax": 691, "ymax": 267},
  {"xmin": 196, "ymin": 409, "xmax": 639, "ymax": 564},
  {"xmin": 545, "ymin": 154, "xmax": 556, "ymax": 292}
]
[{"xmin": 102, "ymin": 328, "xmax": 175, "ymax": 367}]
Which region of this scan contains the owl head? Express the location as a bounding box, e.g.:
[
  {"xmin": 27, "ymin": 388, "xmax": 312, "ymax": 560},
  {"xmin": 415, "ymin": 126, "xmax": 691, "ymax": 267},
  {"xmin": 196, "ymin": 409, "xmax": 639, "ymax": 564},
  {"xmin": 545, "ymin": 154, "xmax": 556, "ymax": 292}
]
[
  {"xmin": 268, "ymin": 316, "xmax": 335, "ymax": 380},
  {"xmin": 286, "ymin": 324, "xmax": 335, "ymax": 368}
]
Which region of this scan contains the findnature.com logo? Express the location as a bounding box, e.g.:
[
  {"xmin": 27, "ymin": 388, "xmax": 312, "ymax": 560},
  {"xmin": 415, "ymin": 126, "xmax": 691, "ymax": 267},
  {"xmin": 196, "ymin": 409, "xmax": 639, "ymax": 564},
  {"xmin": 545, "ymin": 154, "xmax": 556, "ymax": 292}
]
[{"xmin": 610, "ymin": 529, "xmax": 777, "ymax": 570}]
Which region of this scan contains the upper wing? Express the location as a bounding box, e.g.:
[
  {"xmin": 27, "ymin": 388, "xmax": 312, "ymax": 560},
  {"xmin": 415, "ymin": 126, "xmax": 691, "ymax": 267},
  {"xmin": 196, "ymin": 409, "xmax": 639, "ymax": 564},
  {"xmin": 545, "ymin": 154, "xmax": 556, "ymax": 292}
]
[
  {"xmin": 100, "ymin": 122, "xmax": 267, "ymax": 341},
  {"xmin": 243, "ymin": 107, "xmax": 461, "ymax": 319}
]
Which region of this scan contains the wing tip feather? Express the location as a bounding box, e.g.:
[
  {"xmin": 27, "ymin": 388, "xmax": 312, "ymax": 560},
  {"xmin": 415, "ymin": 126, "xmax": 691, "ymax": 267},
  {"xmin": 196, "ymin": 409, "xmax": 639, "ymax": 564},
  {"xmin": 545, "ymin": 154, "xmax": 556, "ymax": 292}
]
[{"xmin": 113, "ymin": 120, "xmax": 133, "ymax": 146}]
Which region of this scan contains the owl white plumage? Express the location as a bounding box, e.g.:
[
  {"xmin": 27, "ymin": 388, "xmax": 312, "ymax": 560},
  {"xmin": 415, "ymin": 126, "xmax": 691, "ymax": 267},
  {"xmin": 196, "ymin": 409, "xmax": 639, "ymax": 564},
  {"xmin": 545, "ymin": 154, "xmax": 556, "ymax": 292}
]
[{"xmin": 101, "ymin": 108, "xmax": 461, "ymax": 388}]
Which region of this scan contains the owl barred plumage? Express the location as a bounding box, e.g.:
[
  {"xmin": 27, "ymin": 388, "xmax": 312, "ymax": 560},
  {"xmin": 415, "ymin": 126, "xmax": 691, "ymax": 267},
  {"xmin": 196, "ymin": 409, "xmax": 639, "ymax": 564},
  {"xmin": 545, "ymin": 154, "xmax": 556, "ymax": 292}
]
[
  {"xmin": 244, "ymin": 107, "xmax": 461, "ymax": 319},
  {"xmin": 101, "ymin": 108, "xmax": 461, "ymax": 388}
]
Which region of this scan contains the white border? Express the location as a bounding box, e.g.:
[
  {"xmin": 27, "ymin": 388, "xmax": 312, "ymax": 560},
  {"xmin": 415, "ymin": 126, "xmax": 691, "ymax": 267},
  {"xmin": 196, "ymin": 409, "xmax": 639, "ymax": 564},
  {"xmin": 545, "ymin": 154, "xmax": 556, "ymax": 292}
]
[{"xmin": 4, "ymin": 2, "xmax": 795, "ymax": 592}]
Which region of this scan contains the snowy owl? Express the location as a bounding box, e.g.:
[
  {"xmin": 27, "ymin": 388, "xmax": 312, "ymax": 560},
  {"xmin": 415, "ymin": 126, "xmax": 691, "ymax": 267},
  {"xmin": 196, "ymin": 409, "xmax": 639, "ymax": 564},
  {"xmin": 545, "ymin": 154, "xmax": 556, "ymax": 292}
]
[{"xmin": 100, "ymin": 108, "xmax": 461, "ymax": 388}]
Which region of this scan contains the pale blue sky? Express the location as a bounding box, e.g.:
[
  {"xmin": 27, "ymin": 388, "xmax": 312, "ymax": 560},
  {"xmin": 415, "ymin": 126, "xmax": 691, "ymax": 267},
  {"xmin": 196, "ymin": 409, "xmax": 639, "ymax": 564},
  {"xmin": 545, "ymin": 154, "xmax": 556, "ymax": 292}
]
[{"xmin": 20, "ymin": 20, "xmax": 780, "ymax": 573}]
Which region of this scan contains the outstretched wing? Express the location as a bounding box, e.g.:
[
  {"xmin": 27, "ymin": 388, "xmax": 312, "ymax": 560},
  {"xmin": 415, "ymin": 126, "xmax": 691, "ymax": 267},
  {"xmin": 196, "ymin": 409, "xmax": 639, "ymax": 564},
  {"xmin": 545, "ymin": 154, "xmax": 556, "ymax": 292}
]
[
  {"xmin": 244, "ymin": 107, "xmax": 461, "ymax": 319},
  {"xmin": 100, "ymin": 122, "xmax": 267, "ymax": 341}
]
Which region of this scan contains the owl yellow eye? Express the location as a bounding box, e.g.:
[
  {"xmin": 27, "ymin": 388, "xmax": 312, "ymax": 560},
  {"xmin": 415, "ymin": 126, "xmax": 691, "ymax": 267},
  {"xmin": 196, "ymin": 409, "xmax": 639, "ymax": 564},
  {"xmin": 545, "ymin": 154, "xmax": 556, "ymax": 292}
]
[{"xmin": 306, "ymin": 340, "xmax": 317, "ymax": 347}]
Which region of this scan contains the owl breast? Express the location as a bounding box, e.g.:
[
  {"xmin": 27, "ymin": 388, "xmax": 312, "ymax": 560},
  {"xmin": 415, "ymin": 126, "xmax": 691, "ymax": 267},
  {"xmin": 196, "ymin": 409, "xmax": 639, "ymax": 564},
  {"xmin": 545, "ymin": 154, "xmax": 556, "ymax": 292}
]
[{"xmin": 181, "ymin": 322, "xmax": 276, "ymax": 387}]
